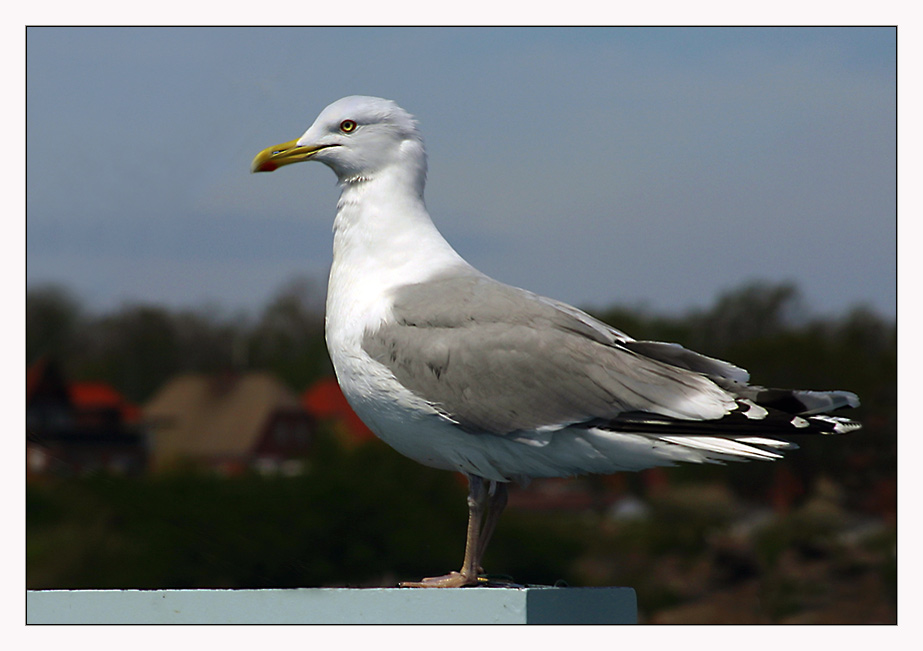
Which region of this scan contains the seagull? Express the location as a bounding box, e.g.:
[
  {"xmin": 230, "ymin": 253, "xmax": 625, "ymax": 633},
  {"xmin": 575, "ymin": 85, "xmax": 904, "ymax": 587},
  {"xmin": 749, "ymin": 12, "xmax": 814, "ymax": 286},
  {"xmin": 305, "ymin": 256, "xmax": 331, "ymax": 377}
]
[{"xmin": 252, "ymin": 96, "xmax": 860, "ymax": 588}]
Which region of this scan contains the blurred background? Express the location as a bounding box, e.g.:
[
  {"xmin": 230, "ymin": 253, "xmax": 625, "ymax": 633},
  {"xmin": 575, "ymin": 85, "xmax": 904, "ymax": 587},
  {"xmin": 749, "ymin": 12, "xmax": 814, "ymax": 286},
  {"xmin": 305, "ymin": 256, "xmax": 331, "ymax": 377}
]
[{"xmin": 26, "ymin": 27, "xmax": 895, "ymax": 624}]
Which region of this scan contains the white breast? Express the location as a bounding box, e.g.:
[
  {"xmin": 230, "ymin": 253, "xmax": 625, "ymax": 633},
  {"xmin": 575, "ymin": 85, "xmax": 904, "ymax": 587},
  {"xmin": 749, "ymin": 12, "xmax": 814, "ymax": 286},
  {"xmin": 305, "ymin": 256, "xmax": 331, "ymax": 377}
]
[{"xmin": 323, "ymin": 176, "xmax": 477, "ymax": 469}]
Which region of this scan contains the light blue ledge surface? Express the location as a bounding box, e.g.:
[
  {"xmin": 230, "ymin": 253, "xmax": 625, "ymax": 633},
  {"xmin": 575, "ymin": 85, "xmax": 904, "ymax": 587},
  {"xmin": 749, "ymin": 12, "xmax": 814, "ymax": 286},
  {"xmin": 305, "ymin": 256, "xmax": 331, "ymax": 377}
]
[{"xmin": 27, "ymin": 586, "xmax": 637, "ymax": 624}]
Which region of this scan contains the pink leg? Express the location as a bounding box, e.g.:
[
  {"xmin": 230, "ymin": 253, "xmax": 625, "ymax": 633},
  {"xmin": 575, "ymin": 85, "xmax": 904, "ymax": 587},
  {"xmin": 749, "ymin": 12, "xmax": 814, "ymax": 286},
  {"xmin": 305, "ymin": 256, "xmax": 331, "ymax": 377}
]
[{"xmin": 400, "ymin": 476, "xmax": 507, "ymax": 588}]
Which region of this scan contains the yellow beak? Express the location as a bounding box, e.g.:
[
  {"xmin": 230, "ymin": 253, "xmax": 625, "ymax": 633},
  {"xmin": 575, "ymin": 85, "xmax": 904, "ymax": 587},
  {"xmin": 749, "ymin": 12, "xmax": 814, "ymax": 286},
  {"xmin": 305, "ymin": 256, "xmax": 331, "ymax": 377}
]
[{"xmin": 250, "ymin": 138, "xmax": 334, "ymax": 173}]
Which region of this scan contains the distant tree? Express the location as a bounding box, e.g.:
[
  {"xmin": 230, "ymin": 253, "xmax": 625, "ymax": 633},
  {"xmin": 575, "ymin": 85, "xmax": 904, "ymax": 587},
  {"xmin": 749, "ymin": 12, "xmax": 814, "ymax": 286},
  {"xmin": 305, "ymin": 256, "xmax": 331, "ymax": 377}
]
[
  {"xmin": 26, "ymin": 284, "xmax": 83, "ymax": 364},
  {"xmin": 79, "ymin": 305, "xmax": 184, "ymax": 402},
  {"xmin": 247, "ymin": 276, "xmax": 330, "ymax": 390},
  {"xmin": 688, "ymin": 281, "xmax": 803, "ymax": 351},
  {"xmin": 170, "ymin": 307, "xmax": 247, "ymax": 374}
]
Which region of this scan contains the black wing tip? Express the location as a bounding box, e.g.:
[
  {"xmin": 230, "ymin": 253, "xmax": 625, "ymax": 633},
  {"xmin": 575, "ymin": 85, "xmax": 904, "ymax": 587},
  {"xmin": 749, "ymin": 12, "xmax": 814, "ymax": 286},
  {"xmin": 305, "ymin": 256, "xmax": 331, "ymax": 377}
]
[
  {"xmin": 756, "ymin": 388, "xmax": 860, "ymax": 416},
  {"xmin": 594, "ymin": 397, "xmax": 861, "ymax": 438}
]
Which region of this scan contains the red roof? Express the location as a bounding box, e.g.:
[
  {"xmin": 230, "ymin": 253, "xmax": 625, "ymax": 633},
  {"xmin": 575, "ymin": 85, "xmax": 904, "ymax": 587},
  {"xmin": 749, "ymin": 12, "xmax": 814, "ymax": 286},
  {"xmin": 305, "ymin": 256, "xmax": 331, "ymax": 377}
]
[
  {"xmin": 26, "ymin": 357, "xmax": 67, "ymax": 404},
  {"xmin": 302, "ymin": 377, "xmax": 375, "ymax": 442},
  {"xmin": 70, "ymin": 381, "xmax": 141, "ymax": 423},
  {"xmin": 26, "ymin": 358, "xmax": 48, "ymax": 401}
]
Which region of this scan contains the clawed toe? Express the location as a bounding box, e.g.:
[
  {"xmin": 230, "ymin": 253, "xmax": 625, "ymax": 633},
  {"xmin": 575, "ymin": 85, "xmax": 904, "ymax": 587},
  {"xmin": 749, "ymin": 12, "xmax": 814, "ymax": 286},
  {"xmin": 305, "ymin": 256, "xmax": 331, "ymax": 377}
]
[{"xmin": 399, "ymin": 571, "xmax": 480, "ymax": 588}]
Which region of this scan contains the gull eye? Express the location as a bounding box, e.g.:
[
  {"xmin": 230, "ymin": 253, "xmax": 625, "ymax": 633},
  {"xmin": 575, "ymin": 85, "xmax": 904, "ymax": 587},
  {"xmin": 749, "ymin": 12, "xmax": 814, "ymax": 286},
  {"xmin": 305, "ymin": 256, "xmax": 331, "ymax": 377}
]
[{"xmin": 339, "ymin": 119, "xmax": 357, "ymax": 133}]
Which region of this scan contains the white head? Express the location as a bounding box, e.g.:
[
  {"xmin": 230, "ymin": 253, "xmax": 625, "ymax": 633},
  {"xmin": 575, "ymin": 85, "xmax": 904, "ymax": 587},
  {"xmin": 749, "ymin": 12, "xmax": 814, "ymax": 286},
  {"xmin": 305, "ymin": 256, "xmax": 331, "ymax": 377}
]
[{"xmin": 252, "ymin": 96, "xmax": 427, "ymax": 189}]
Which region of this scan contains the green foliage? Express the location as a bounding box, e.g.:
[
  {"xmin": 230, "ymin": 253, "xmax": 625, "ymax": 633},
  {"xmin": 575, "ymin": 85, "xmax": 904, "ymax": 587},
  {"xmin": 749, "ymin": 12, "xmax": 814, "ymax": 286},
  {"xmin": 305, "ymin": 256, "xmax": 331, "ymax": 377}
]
[
  {"xmin": 245, "ymin": 277, "xmax": 332, "ymax": 391},
  {"xmin": 26, "ymin": 284, "xmax": 83, "ymax": 363},
  {"xmin": 26, "ymin": 430, "xmax": 582, "ymax": 589}
]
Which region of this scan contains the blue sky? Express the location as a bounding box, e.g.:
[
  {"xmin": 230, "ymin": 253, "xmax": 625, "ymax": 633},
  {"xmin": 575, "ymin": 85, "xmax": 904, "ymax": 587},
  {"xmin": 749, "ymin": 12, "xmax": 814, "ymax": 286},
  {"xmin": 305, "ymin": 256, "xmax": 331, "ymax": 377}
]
[{"xmin": 26, "ymin": 27, "xmax": 896, "ymax": 318}]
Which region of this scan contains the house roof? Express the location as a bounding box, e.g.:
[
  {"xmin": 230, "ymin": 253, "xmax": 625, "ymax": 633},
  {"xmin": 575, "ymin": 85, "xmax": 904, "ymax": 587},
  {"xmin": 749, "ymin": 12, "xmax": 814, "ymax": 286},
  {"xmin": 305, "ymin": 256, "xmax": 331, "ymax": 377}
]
[
  {"xmin": 70, "ymin": 381, "xmax": 141, "ymax": 423},
  {"xmin": 27, "ymin": 358, "xmax": 140, "ymax": 423},
  {"xmin": 26, "ymin": 357, "xmax": 70, "ymax": 405},
  {"xmin": 144, "ymin": 372, "xmax": 304, "ymax": 467},
  {"xmin": 302, "ymin": 377, "xmax": 376, "ymax": 442}
]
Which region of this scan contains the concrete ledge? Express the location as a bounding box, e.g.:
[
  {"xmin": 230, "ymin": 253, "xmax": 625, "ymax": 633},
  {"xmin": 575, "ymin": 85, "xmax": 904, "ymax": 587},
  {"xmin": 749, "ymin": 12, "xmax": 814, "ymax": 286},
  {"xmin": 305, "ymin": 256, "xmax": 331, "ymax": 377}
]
[{"xmin": 27, "ymin": 587, "xmax": 637, "ymax": 624}]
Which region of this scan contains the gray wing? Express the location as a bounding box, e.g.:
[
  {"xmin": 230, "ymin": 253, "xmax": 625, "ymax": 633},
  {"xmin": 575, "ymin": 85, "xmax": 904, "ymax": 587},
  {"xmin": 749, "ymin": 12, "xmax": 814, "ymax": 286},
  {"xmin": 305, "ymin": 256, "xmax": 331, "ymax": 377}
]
[{"xmin": 362, "ymin": 274, "xmax": 742, "ymax": 434}]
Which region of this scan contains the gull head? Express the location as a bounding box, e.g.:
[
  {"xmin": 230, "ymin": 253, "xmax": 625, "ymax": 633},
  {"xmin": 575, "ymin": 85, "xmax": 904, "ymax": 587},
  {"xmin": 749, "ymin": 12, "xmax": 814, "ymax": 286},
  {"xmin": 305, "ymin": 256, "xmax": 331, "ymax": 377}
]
[{"xmin": 251, "ymin": 95, "xmax": 426, "ymax": 185}]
